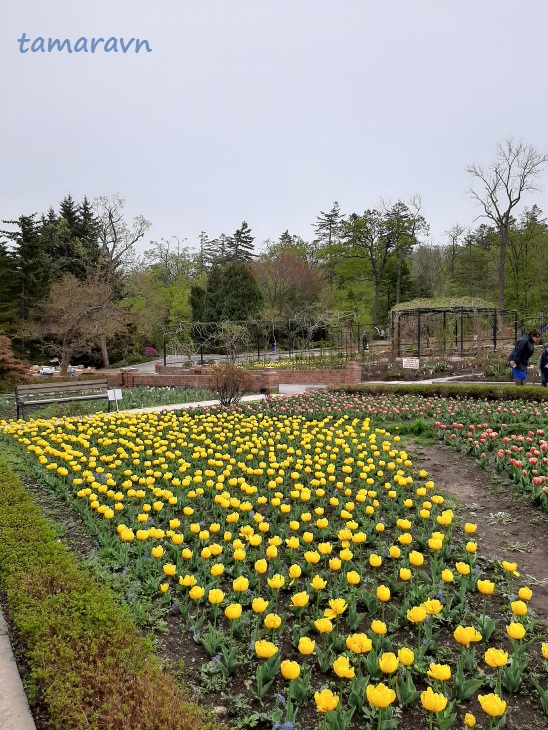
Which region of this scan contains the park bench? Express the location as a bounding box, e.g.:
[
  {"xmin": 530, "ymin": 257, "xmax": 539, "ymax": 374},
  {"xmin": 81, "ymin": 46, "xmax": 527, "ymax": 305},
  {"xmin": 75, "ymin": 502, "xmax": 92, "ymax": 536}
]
[{"xmin": 15, "ymin": 379, "xmax": 111, "ymax": 419}]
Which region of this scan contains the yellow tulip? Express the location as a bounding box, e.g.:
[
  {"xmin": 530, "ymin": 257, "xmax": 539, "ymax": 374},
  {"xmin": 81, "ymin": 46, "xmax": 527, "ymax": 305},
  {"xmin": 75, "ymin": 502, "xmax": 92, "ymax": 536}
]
[
  {"xmin": 506, "ymin": 622, "xmax": 526, "ymax": 640},
  {"xmin": 478, "ymin": 693, "xmax": 507, "ymax": 717},
  {"xmin": 324, "ymin": 598, "xmax": 347, "ymax": 618},
  {"xmin": 267, "ymin": 574, "xmax": 285, "ymax": 589},
  {"xmin": 376, "ymin": 585, "xmax": 391, "ymax": 602},
  {"xmin": 189, "ymin": 586, "xmax": 205, "ymax": 601},
  {"xmin": 252, "ymin": 597, "xmax": 269, "ymax": 614},
  {"xmin": 518, "ymin": 586, "xmax": 532, "ymax": 601},
  {"xmin": 280, "ymin": 660, "xmax": 300, "ymax": 680},
  {"xmin": 346, "ymin": 633, "xmax": 372, "ymax": 654},
  {"xmin": 311, "ymin": 575, "xmax": 327, "ymax": 590},
  {"xmin": 477, "ymin": 579, "xmax": 495, "ymax": 595},
  {"xmin": 397, "ymin": 647, "xmax": 414, "ymax": 666},
  {"xmin": 314, "ymin": 618, "xmax": 334, "ymax": 634},
  {"xmin": 255, "ymin": 640, "xmax": 278, "ymax": 659},
  {"xmin": 501, "ymin": 560, "xmax": 519, "ymax": 576},
  {"xmin": 484, "ymin": 648, "xmax": 509, "ymax": 668},
  {"xmin": 407, "ymin": 605, "xmax": 427, "ymax": 623},
  {"xmin": 225, "ymin": 603, "xmax": 243, "ymax": 620},
  {"xmin": 420, "ymin": 686, "xmax": 448, "ymax": 713},
  {"xmin": 453, "ymin": 625, "xmax": 482, "ymax": 647},
  {"xmin": 314, "ymin": 689, "xmax": 339, "ymax": 713},
  {"xmin": 333, "ymin": 655, "xmax": 355, "ymax": 679},
  {"xmin": 366, "ymin": 682, "xmax": 396, "ymax": 709},
  {"xmin": 208, "ymin": 588, "xmax": 225, "ymax": 605},
  {"xmin": 346, "ymin": 571, "xmax": 360, "ymax": 585},
  {"xmin": 264, "ymin": 612, "xmax": 282, "ymax": 630},
  {"xmin": 511, "ymin": 600, "xmax": 527, "ymax": 616},
  {"xmin": 298, "ymin": 636, "xmax": 315, "ymax": 655},
  {"xmin": 408, "ymin": 551, "xmax": 424, "ymax": 567},
  {"xmin": 427, "ymin": 663, "xmax": 451, "ymax": 681},
  {"xmin": 441, "ymin": 569, "xmax": 454, "ymax": 583},
  {"xmin": 378, "ymin": 652, "xmax": 399, "ymax": 674},
  {"xmin": 289, "ymin": 564, "xmax": 302, "ymax": 579},
  {"xmin": 422, "ymin": 599, "xmax": 443, "ymax": 615},
  {"xmin": 233, "ymin": 576, "xmax": 249, "ymax": 592},
  {"xmin": 371, "ymin": 620, "xmax": 387, "ymax": 635},
  {"xmin": 291, "ymin": 591, "xmax": 309, "ymax": 608}
]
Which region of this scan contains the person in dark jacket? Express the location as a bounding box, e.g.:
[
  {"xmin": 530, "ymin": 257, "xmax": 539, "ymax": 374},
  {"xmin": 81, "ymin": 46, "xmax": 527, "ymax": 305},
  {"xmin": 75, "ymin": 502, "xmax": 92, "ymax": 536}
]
[
  {"xmin": 538, "ymin": 342, "xmax": 548, "ymax": 387},
  {"xmin": 509, "ymin": 328, "xmax": 540, "ymax": 385}
]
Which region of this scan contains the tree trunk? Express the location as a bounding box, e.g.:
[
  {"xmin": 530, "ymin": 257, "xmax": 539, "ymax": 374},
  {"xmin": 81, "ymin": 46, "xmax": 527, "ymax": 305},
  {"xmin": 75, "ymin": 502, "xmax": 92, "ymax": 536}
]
[
  {"xmin": 497, "ymin": 224, "xmax": 508, "ymax": 310},
  {"xmin": 60, "ymin": 348, "xmax": 71, "ymax": 376},
  {"xmin": 395, "ymin": 254, "xmax": 402, "ymax": 305},
  {"xmin": 372, "ymin": 281, "xmax": 381, "ymax": 327},
  {"xmin": 100, "ymin": 333, "xmax": 110, "ymax": 368}
]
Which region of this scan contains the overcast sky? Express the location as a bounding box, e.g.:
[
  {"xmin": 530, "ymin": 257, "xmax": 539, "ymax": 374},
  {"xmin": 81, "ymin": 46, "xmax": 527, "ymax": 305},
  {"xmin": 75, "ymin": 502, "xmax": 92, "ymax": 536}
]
[{"xmin": 2, "ymin": 1, "xmax": 548, "ymax": 255}]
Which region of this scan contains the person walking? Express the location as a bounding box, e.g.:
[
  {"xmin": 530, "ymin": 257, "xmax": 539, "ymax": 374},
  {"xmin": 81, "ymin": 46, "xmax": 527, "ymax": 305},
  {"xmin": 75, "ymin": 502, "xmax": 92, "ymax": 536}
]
[
  {"xmin": 538, "ymin": 342, "xmax": 548, "ymax": 387},
  {"xmin": 509, "ymin": 328, "xmax": 540, "ymax": 385}
]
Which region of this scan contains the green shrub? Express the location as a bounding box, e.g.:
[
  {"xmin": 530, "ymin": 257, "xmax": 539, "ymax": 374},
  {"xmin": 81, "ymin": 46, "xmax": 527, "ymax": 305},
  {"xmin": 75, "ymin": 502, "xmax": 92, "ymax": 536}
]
[{"xmin": 0, "ymin": 459, "xmax": 217, "ymax": 730}]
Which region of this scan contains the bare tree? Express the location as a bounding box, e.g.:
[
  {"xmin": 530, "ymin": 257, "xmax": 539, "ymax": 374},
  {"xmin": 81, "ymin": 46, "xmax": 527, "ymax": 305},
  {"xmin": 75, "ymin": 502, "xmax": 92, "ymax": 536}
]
[
  {"xmin": 92, "ymin": 194, "xmax": 151, "ymax": 365},
  {"xmin": 467, "ymin": 139, "xmax": 548, "ymax": 309},
  {"xmin": 24, "ymin": 274, "xmax": 128, "ymax": 375}
]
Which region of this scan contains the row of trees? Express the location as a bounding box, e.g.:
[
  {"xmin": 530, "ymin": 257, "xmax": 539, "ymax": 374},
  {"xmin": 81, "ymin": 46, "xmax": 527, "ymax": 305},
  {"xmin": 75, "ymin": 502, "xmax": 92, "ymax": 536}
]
[{"xmin": 1, "ymin": 139, "xmax": 547, "ymax": 373}]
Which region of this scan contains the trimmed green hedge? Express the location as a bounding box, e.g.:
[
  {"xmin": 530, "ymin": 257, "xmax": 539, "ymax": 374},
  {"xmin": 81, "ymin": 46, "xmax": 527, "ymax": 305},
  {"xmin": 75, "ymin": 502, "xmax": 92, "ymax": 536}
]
[
  {"xmin": 335, "ymin": 382, "xmax": 548, "ymax": 401},
  {"xmin": 0, "ymin": 459, "xmax": 217, "ymax": 730}
]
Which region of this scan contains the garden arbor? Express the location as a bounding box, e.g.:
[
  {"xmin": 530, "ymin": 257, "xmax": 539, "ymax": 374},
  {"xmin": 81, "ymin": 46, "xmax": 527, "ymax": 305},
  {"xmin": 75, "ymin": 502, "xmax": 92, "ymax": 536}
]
[{"xmin": 390, "ymin": 300, "xmax": 518, "ymax": 358}]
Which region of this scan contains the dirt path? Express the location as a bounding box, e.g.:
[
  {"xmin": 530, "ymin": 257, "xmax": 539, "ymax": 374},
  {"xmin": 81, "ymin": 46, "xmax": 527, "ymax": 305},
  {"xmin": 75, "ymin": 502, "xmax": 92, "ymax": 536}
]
[{"xmin": 415, "ymin": 442, "xmax": 548, "ymax": 620}]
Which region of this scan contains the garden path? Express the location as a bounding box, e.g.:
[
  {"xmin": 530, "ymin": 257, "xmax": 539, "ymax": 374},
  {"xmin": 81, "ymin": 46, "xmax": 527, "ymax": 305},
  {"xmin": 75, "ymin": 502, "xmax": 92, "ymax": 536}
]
[{"xmin": 417, "ymin": 443, "xmax": 548, "ymax": 619}]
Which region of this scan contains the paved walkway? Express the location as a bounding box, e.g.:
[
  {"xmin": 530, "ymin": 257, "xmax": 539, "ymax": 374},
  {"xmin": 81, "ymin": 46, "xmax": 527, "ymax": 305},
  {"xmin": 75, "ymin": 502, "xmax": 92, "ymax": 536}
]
[{"xmin": 0, "ymin": 612, "xmax": 36, "ymax": 730}]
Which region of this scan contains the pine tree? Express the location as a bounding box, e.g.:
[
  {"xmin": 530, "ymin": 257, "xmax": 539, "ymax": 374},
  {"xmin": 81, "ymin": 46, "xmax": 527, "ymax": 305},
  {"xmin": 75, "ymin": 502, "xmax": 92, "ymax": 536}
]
[
  {"xmin": 0, "ymin": 238, "xmax": 18, "ymax": 332},
  {"xmin": 77, "ymin": 196, "xmax": 101, "ymax": 272},
  {"xmin": 1, "ymin": 215, "xmax": 51, "ymax": 322},
  {"xmin": 314, "ymin": 202, "xmax": 343, "ymax": 246},
  {"xmin": 227, "ymin": 221, "xmax": 255, "ymax": 262},
  {"xmin": 197, "ymin": 231, "xmax": 216, "ymax": 271}
]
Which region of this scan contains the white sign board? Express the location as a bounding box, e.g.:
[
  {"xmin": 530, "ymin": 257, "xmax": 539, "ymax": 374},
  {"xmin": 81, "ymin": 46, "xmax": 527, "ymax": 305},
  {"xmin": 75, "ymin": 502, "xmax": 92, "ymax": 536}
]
[
  {"xmin": 402, "ymin": 357, "xmax": 420, "ymax": 369},
  {"xmin": 107, "ymin": 389, "xmax": 123, "ymax": 401}
]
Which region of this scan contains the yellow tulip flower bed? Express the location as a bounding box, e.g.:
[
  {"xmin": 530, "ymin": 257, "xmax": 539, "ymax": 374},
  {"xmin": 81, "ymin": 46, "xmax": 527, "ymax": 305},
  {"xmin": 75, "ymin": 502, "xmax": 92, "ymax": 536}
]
[{"xmin": 1, "ymin": 396, "xmax": 547, "ymax": 730}]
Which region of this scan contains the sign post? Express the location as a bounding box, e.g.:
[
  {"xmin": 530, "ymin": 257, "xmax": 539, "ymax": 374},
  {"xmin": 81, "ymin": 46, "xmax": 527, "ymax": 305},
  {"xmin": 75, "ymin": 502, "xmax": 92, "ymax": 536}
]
[
  {"xmin": 107, "ymin": 389, "xmax": 123, "ymax": 411},
  {"xmin": 402, "ymin": 357, "xmax": 420, "ymax": 370}
]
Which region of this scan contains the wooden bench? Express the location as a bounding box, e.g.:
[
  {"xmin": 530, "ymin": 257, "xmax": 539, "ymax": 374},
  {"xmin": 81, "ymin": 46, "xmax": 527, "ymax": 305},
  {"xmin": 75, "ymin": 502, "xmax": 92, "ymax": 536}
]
[{"xmin": 15, "ymin": 379, "xmax": 111, "ymax": 419}]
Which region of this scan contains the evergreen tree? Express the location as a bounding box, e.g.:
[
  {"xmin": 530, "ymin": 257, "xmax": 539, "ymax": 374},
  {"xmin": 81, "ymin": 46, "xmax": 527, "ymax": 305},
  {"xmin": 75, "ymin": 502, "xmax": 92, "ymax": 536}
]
[
  {"xmin": 202, "ymin": 264, "xmax": 224, "ymax": 322},
  {"xmin": 190, "ymin": 284, "xmax": 206, "ymax": 321},
  {"xmin": 314, "ymin": 202, "xmax": 343, "ymax": 245},
  {"xmin": 227, "ymin": 221, "xmax": 255, "ymax": 262},
  {"xmin": 77, "ymin": 196, "xmax": 101, "ymax": 272},
  {"xmin": 0, "ymin": 238, "xmax": 18, "ymax": 332},
  {"xmin": 197, "ymin": 231, "xmax": 217, "ymax": 271},
  {"xmin": 218, "ymin": 262, "xmax": 263, "ymax": 320},
  {"xmin": 1, "ymin": 215, "xmax": 51, "ymax": 323}
]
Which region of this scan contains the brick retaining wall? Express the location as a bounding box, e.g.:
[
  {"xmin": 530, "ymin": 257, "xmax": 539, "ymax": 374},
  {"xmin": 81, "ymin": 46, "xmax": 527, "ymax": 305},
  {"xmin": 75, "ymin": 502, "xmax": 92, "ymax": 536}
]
[{"xmin": 115, "ymin": 362, "xmax": 361, "ymax": 392}]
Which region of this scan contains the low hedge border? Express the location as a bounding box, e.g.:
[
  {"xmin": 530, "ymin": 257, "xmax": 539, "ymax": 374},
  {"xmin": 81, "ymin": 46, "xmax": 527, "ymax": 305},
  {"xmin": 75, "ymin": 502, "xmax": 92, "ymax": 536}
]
[
  {"xmin": 335, "ymin": 382, "xmax": 548, "ymax": 401},
  {"xmin": 0, "ymin": 458, "xmax": 217, "ymax": 730}
]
